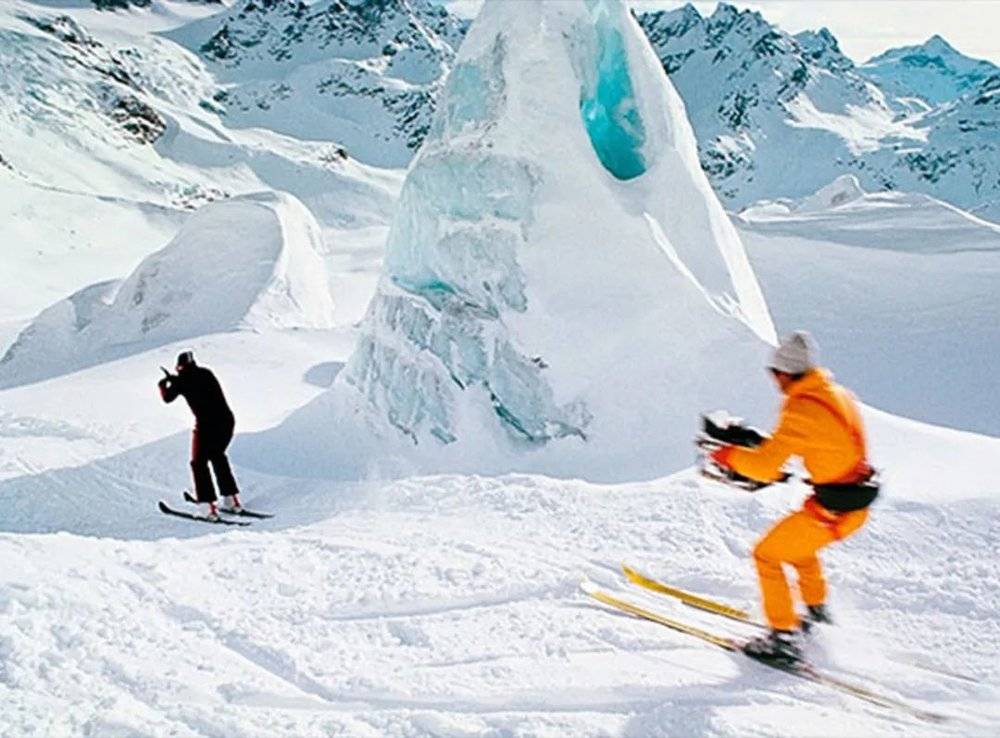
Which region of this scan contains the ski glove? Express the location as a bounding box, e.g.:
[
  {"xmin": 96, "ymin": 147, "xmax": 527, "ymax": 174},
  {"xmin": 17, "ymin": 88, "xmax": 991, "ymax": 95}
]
[{"xmin": 710, "ymin": 445, "xmax": 736, "ymax": 469}]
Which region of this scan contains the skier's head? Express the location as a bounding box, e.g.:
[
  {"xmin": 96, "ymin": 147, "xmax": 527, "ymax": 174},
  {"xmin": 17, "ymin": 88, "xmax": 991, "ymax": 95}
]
[
  {"xmin": 176, "ymin": 350, "xmax": 196, "ymax": 373},
  {"xmin": 768, "ymin": 331, "xmax": 816, "ymax": 389}
]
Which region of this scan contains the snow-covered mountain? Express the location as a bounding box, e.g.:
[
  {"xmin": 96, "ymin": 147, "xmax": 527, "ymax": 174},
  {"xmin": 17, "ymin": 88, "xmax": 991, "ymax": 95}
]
[
  {"xmin": 636, "ymin": 3, "xmax": 1000, "ymax": 222},
  {"xmin": 170, "ymin": 0, "xmax": 466, "ymax": 168},
  {"xmin": 0, "ymin": 0, "xmax": 399, "ymax": 325},
  {"xmin": 636, "ymin": 3, "xmax": 920, "ymax": 205},
  {"xmin": 862, "ymin": 34, "xmax": 1000, "ymax": 107}
]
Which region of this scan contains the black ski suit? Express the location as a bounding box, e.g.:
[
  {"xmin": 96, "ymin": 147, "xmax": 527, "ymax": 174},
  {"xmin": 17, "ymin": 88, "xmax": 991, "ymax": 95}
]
[{"xmin": 159, "ymin": 365, "xmax": 239, "ymax": 504}]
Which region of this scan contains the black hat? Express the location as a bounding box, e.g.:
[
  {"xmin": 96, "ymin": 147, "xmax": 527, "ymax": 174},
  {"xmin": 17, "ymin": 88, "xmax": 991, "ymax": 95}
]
[{"xmin": 176, "ymin": 350, "xmax": 195, "ymax": 368}]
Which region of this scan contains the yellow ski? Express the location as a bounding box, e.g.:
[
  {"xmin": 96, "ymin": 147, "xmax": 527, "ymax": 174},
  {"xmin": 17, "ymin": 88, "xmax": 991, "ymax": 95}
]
[
  {"xmin": 582, "ymin": 581, "xmax": 948, "ymax": 723},
  {"xmin": 622, "ymin": 564, "xmax": 762, "ymax": 626}
]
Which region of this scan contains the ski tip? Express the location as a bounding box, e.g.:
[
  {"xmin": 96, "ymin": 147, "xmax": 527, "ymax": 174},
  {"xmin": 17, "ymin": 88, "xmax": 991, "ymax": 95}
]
[
  {"xmin": 157, "ymin": 499, "xmax": 170, "ymax": 513},
  {"xmin": 579, "ymin": 579, "xmax": 600, "ymax": 595}
]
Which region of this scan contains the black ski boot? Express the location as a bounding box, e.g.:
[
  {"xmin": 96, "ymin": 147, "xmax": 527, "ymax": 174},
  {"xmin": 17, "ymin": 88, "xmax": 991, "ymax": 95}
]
[
  {"xmin": 802, "ymin": 604, "xmax": 833, "ymax": 633},
  {"xmin": 743, "ymin": 629, "xmax": 803, "ymax": 666}
]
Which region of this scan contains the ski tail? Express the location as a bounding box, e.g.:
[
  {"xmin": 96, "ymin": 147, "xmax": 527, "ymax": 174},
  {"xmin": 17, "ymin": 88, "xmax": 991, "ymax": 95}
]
[
  {"xmin": 621, "ymin": 564, "xmax": 761, "ymax": 626},
  {"xmin": 582, "ymin": 581, "xmax": 737, "ymax": 649}
]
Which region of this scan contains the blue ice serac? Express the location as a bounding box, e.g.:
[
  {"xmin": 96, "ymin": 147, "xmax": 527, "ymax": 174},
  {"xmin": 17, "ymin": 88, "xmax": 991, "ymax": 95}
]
[
  {"xmin": 579, "ymin": 0, "xmax": 647, "ymax": 180},
  {"xmin": 344, "ymin": 33, "xmax": 590, "ymax": 448}
]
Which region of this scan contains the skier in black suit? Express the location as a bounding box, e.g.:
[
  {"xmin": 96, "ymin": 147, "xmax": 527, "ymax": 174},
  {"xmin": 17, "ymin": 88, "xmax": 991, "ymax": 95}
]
[{"xmin": 158, "ymin": 351, "xmax": 242, "ymax": 520}]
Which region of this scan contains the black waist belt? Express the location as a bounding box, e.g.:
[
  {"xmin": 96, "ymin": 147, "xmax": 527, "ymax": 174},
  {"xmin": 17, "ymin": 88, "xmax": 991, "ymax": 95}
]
[{"xmin": 813, "ymin": 477, "xmax": 880, "ymax": 512}]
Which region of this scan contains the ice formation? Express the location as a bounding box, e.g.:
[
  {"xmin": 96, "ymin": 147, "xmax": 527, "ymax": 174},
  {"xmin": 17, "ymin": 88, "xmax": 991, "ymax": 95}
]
[
  {"xmin": 0, "ymin": 192, "xmax": 334, "ymax": 389},
  {"xmin": 335, "ymin": 0, "xmax": 777, "ymax": 478}
]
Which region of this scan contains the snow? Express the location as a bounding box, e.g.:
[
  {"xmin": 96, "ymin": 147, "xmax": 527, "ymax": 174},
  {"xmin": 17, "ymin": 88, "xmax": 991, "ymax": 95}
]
[
  {"xmin": 739, "ymin": 178, "xmax": 1000, "ymax": 435},
  {"xmin": 0, "ymin": 192, "xmax": 335, "ymax": 389},
  {"xmin": 2, "ymin": 2, "xmax": 1000, "ymax": 736},
  {"xmin": 325, "ymin": 0, "xmax": 776, "ymax": 481}
]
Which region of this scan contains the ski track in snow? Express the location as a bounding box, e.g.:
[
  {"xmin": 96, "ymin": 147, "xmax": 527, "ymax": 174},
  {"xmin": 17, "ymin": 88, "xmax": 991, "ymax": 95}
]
[{"xmin": 2, "ymin": 471, "xmax": 998, "ymax": 737}]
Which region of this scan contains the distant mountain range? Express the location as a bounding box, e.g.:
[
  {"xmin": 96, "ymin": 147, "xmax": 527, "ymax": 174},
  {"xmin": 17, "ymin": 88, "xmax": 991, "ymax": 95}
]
[
  {"xmin": 636, "ymin": 3, "xmax": 1000, "ymax": 220},
  {"xmin": 7, "ymin": 0, "xmax": 1000, "ymax": 221}
]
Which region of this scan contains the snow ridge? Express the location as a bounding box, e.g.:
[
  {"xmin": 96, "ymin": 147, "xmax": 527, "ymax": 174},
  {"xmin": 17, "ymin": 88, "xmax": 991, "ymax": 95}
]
[{"xmin": 0, "ymin": 192, "xmax": 334, "ymax": 389}]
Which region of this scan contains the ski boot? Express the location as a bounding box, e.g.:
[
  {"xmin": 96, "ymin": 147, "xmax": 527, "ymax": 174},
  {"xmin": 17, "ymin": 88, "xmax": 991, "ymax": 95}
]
[
  {"xmin": 205, "ymin": 501, "xmax": 221, "ymax": 522},
  {"xmin": 221, "ymin": 494, "xmax": 243, "ymax": 514},
  {"xmin": 742, "ymin": 629, "xmax": 803, "ymax": 666},
  {"xmin": 801, "ymin": 603, "xmax": 833, "ymax": 634}
]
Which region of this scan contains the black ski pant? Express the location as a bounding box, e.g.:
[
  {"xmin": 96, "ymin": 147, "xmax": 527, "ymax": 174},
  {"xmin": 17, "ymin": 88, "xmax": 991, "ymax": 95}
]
[{"xmin": 190, "ymin": 421, "xmax": 239, "ymax": 504}]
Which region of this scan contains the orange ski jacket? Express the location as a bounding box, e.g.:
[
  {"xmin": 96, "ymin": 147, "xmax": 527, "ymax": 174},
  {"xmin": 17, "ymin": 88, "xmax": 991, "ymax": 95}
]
[{"xmin": 725, "ymin": 369, "xmax": 869, "ymax": 486}]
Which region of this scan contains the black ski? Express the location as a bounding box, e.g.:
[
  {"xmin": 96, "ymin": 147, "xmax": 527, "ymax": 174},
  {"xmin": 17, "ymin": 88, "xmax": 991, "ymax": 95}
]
[
  {"xmin": 183, "ymin": 491, "xmax": 274, "ymax": 518},
  {"xmin": 158, "ymin": 500, "xmax": 251, "ymax": 526}
]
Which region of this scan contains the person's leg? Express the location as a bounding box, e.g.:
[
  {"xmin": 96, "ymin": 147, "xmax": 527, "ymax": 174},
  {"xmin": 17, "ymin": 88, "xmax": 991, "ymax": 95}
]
[
  {"xmin": 190, "ymin": 429, "xmax": 218, "ymax": 504},
  {"xmin": 209, "ymin": 424, "xmax": 240, "ymax": 500},
  {"xmin": 792, "ymin": 554, "xmax": 825, "ymax": 608},
  {"xmin": 753, "ymin": 510, "xmax": 835, "ymax": 630},
  {"xmin": 795, "ymin": 507, "xmax": 869, "ymax": 608}
]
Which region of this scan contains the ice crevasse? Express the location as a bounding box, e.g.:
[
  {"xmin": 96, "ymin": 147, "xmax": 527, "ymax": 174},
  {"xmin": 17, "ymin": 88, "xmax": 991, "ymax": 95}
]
[{"xmin": 332, "ymin": 0, "xmax": 776, "ymax": 479}]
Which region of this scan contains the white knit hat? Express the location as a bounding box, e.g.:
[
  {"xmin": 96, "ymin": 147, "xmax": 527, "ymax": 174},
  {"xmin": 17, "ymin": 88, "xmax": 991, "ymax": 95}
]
[{"xmin": 769, "ymin": 331, "xmax": 817, "ymax": 374}]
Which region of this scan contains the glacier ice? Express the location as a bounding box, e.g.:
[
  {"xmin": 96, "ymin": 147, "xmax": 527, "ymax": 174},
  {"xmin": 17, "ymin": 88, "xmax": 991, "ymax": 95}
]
[
  {"xmin": 333, "ymin": 0, "xmax": 777, "ymax": 479},
  {"xmin": 578, "ymin": 0, "xmax": 648, "ymax": 180}
]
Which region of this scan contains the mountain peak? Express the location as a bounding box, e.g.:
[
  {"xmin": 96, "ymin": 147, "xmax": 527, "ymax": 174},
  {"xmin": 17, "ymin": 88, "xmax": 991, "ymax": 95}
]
[
  {"xmin": 922, "ymin": 34, "xmax": 957, "ymax": 55},
  {"xmin": 863, "ymin": 33, "xmax": 1000, "ymax": 105}
]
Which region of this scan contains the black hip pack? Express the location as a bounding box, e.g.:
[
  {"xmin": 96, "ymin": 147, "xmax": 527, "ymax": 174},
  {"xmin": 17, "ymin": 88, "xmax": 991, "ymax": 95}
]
[{"xmin": 813, "ymin": 473, "xmax": 880, "ymax": 512}]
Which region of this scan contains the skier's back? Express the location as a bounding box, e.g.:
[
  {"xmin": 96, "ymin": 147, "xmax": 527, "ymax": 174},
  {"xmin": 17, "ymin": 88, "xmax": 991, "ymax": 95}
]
[
  {"xmin": 159, "ymin": 351, "xmax": 242, "ymax": 519},
  {"xmin": 161, "ymin": 361, "xmax": 233, "ymax": 429}
]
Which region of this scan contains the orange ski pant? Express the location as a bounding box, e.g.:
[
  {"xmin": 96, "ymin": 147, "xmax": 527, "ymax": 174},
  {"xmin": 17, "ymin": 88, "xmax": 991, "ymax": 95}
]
[{"xmin": 753, "ymin": 500, "xmax": 868, "ymax": 631}]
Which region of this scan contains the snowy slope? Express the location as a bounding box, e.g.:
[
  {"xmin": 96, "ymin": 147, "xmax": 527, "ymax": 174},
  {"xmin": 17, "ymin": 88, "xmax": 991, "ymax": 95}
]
[
  {"xmin": 738, "ymin": 177, "xmax": 1000, "ymax": 435},
  {"xmin": 169, "ymin": 0, "xmax": 466, "ymax": 168},
  {"xmin": 1, "ymin": 2, "xmax": 999, "ymax": 736},
  {"xmin": 1, "ymin": 376, "xmax": 998, "ymax": 736},
  {"xmin": 0, "ymin": 0, "xmax": 399, "ymax": 324},
  {"xmin": 0, "ymin": 192, "xmax": 335, "ymax": 389}
]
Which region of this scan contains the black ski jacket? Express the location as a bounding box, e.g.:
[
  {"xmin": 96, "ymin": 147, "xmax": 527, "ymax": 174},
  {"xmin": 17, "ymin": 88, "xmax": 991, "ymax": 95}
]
[{"xmin": 159, "ymin": 365, "xmax": 234, "ymax": 429}]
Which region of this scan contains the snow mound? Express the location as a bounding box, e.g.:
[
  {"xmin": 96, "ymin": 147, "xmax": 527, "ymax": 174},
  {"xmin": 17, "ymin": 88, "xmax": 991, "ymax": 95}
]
[
  {"xmin": 738, "ymin": 176, "xmax": 1000, "ymax": 254},
  {"xmin": 796, "ymin": 174, "xmax": 866, "ymax": 212},
  {"xmin": 0, "ymin": 191, "xmax": 333, "ymax": 389},
  {"xmin": 293, "ymin": 0, "xmax": 776, "ymax": 481}
]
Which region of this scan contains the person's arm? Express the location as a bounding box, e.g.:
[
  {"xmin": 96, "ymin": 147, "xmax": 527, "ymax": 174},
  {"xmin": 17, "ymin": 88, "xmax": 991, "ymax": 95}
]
[
  {"xmin": 715, "ymin": 401, "xmax": 809, "ymax": 483},
  {"xmin": 158, "ymin": 368, "xmax": 181, "ymax": 404}
]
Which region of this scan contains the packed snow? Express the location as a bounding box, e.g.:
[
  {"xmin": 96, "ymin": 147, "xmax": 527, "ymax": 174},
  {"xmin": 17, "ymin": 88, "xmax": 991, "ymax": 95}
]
[{"xmin": 2, "ymin": 1, "xmax": 999, "ymax": 737}]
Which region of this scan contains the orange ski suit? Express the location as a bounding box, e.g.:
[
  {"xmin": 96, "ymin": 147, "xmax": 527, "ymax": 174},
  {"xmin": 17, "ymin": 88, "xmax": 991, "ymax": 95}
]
[{"xmin": 724, "ymin": 369, "xmax": 871, "ymax": 631}]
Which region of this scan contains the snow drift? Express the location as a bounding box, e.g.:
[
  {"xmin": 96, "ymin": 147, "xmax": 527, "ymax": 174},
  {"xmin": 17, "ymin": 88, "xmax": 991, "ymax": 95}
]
[
  {"xmin": 268, "ymin": 0, "xmax": 777, "ymax": 481},
  {"xmin": 0, "ymin": 191, "xmax": 334, "ymax": 389}
]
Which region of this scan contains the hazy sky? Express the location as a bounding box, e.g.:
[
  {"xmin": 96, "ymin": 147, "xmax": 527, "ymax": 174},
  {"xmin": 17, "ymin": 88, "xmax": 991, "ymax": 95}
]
[{"xmin": 444, "ymin": 1, "xmax": 1000, "ymax": 66}]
